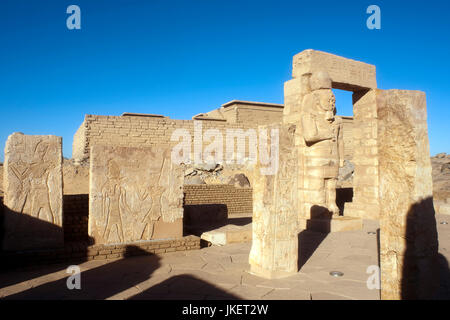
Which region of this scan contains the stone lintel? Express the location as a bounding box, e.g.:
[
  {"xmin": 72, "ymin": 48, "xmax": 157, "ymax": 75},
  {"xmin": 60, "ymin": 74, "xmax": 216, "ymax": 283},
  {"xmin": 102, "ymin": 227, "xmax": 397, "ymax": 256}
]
[{"xmin": 292, "ymin": 49, "xmax": 377, "ymax": 91}]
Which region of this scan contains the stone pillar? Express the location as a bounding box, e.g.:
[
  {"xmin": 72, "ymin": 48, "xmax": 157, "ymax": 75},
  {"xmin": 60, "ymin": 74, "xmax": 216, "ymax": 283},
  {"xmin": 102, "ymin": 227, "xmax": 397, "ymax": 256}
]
[
  {"xmin": 89, "ymin": 145, "xmax": 184, "ymax": 245},
  {"xmin": 378, "ymin": 90, "xmax": 439, "ymax": 299},
  {"xmin": 249, "ymin": 124, "xmax": 299, "ymax": 278},
  {"xmin": 2, "ymin": 133, "xmax": 64, "ymax": 251},
  {"xmin": 344, "ymin": 89, "xmax": 380, "ymax": 219}
]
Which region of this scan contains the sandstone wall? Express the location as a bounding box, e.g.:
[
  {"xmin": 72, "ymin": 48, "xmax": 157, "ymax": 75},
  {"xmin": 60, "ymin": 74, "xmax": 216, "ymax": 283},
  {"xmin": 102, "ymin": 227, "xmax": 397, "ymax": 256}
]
[
  {"xmin": 89, "ymin": 145, "xmax": 184, "ymax": 245},
  {"xmin": 3, "ymin": 133, "xmax": 64, "ymax": 251},
  {"xmin": 73, "ymin": 114, "xmax": 278, "ymax": 163},
  {"xmin": 341, "ymin": 116, "xmax": 354, "ymax": 161},
  {"xmin": 344, "ymin": 90, "xmax": 380, "ymax": 219}
]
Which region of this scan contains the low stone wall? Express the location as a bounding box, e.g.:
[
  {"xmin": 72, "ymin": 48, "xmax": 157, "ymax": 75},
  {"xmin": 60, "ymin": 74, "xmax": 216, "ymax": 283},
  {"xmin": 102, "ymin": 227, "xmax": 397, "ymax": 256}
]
[
  {"xmin": 184, "ymin": 185, "xmax": 253, "ymax": 218},
  {"xmin": 0, "ymin": 236, "xmax": 200, "ymax": 271}
]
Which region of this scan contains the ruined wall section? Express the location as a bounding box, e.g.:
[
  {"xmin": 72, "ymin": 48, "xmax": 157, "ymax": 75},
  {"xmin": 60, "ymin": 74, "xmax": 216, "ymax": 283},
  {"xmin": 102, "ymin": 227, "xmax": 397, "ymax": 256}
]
[
  {"xmin": 73, "ymin": 115, "xmax": 268, "ymax": 164},
  {"xmin": 72, "ymin": 119, "xmax": 88, "ymax": 164}
]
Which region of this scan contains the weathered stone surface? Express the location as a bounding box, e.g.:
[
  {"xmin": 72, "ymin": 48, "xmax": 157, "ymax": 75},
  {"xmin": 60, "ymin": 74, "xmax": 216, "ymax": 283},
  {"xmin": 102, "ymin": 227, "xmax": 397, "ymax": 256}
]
[
  {"xmin": 292, "ymin": 49, "xmax": 377, "ymax": 90},
  {"xmin": 89, "ymin": 145, "xmax": 184, "ymax": 245},
  {"xmin": 378, "ymin": 90, "xmax": 439, "ymax": 300},
  {"xmin": 337, "ymin": 159, "xmax": 354, "ymax": 189},
  {"xmin": 249, "ymin": 124, "xmax": 299, "ymax": 279},
  {"xmin": 300, "ymin": 71, "xmax": 342, "ymax": 217},
  {"xmin": 227, "ymin": 173, "xmax": 251, "ymax": 188},
  {"xmin": 343, "ymin": 89, "xmax": 380, "ymax": 219},
  {"xmin": 2, "ymin": 133, "xmax": 63, "ymax": 251}
]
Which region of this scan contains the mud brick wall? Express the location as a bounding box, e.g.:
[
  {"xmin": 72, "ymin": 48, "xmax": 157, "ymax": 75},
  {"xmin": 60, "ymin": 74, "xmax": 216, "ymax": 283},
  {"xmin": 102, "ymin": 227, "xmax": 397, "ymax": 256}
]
[
  {"xmin": 184, "ymin": 185, "xmax": 253, "ymax": 219},
  {"xmin": 0, "ymin": 236, "xmax": 201, "ymax": 271},
  {"xmin": 73, "ymin": 115, "xmax": 262, "ymax": 163},
  {"xmin": 63, "ymin": 194, "xmax": 89, "ymax": 242}
]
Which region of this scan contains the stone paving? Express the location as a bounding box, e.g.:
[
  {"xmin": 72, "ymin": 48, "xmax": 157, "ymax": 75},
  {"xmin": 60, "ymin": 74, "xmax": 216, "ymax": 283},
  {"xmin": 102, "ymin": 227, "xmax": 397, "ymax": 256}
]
[{"xmin": 1, "ymin": 215, "xmax": 449, "ymax": 300}]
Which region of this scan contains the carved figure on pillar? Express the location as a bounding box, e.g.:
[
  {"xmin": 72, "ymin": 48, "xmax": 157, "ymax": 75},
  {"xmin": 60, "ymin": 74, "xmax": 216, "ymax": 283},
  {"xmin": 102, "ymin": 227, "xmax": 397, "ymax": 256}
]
[{"xmin": 301, "ymin": 71, "xmax": 343, "ymax": 217}]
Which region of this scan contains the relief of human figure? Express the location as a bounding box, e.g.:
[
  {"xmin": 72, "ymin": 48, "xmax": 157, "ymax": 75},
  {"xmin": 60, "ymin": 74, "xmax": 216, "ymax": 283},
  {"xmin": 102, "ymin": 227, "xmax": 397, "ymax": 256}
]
[
  {"xmin": 9, "ymin": 140, "xmax": 58, "ymax": 224},
  {"xmin": 139, "ymin": 185, "xmax": 164, "ymax": 239},
  {"xmin": 301, "ymin": 71, "xmax": 344, "ymax": 217},
  {"xmin": 101, "ymin": 160, "xmax": 127, "ymax": 243}
]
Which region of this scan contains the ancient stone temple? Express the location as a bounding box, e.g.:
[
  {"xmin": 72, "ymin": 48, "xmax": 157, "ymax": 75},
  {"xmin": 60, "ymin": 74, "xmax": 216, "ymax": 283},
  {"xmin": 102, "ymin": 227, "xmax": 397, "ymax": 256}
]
[
  {"xmin": 0, "ymin": 48, "xmax": 439, "ymax": 301},
  {"xmin": 2, "ymin": 133, "xmax": 64, "ymax": 251},
  {"xmin": 89, "ymin": 145, "xmax": 184, "ymax": 245},
  {"xmin": 249, "ymin": 124, "xmax": 299, "ymax": 278}
]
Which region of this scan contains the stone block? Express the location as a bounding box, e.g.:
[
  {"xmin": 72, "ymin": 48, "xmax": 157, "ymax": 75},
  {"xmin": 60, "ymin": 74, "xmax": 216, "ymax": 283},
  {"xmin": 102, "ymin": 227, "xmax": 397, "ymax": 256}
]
[
  {"xmin": 201, "ymin": 223, "xmax": 252, "ymax": 246},
  {"xmin": 2, "ymin": 133, "xmax": 63, "ymax": 251},
  {"xmin": 249, "ymin": 124, "xmax": 299, "ymax": 279},
  {"xmin": 292, "ymin": 49, "xmax": 377, "ymax": 90},
  {"xmin": 89, "ymin": 145, "xmax": 183, "ymax": 245},
  {"xmin": 377, "ymin": 89, "xmax": 438, "ymax": 300}
]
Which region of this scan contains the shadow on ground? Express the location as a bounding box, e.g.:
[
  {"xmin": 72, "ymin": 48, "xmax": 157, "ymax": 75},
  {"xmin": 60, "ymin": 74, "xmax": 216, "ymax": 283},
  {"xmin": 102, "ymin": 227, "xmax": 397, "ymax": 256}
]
[
  {"xmin": 297, "ymin": 205, "xmax": 331, "ymax": 270},
  {"xmin": 2, "ymin": 246, "xmax": 159, "ymax": 299},
  {"xmin": 400, "ymin": 197, "xmax": 450, "ymax": 299},
  {"xmin": 2, "ymin": 245, "xmax": 240, "ymax": 300},
  {"xmin": 128, "ymin": 274, "xmax": 240, "ymax": 300}
]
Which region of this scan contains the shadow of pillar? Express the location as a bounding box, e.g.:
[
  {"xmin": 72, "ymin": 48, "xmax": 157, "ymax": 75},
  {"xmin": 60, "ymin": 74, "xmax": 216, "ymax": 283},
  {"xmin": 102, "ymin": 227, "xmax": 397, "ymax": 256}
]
[
  {"xmin": 298, "ymin": 205, "xmax": 331, "ymax": 270},
  {"xmin": 401, "ymin": 197, "xmax": 442, "ymax": 299}
]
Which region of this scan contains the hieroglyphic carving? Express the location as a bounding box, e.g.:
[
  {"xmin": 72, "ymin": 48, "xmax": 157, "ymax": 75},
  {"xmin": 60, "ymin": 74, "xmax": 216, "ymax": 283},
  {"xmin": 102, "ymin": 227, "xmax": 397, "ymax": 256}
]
[
  {"xmin": 300, "ymin": 71, "xmax": 343, "ymax": 217},
  {"xmin": 249, "ymin": 124, "xmax": 298, "ymax": 278},
  {"xmin": 89, "ymin": 145, "xmax": 183, "ymax": 244},
  {"xmin": 2, "ymin": 133, "xmax": 63, "ymax": 251}
]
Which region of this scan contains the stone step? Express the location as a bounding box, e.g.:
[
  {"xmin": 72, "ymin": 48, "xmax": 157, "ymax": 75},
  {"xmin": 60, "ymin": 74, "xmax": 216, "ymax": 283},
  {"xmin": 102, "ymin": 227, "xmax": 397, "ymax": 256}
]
[
  {"xmin": 201, "ymin": 223, "xmax": 252, "ymax": 246},
  {"xmin": 299, "ymin": 216, "xmax": 363, "ymax": 233}
]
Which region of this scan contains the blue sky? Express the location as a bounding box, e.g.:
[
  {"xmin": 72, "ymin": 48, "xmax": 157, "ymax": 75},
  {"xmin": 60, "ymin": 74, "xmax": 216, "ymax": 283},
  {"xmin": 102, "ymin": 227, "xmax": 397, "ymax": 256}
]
[{"xmin": 0, "ymin": 0, "xmax": 449, "ymax": 160}]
